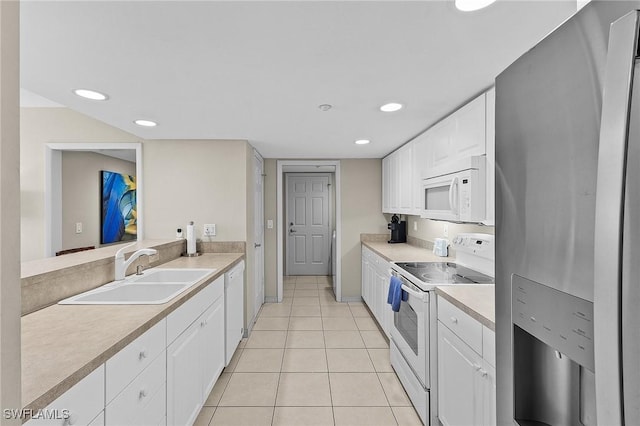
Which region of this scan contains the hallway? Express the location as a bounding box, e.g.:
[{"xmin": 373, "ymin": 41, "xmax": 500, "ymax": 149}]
[{"xmin": 193, "ymin": 275, "xmax": 422, "ymax": 426}]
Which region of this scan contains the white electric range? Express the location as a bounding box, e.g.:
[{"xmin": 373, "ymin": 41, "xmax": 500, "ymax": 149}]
[{"xmin": 389, "ymin": 233, "xmax": 494, "ymax": 426}]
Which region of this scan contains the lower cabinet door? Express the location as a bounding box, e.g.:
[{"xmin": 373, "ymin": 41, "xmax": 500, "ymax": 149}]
[
  {"xmin": 481, "ymin": 362, "xmax": 496, "ymax": 426},
  {"xmin": 167, "ymin": 321, "xmax": 202, "ymax": 426},
  {"xmin": 202, "ymin": 297, "xmax": 225, "ymax": 398},
  {"xmin": 437, "ymin": 323, "xmax": 483, "ymax": 426}
]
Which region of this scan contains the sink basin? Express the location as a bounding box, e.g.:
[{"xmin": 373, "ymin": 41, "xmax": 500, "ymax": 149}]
[
  {"xmin": 60, "ymin": 284, "xmax": 189, "ymax": 305},
  {"xmin": 129, "ymin": 268, "xmax": 215, "ymax": 284},
  {"xmin": 59, "ymin": 268, "xmax": 216, "ymax": 305}
]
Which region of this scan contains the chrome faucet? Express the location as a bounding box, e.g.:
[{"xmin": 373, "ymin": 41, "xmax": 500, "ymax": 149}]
[{"xmin": 114, "ymin": 243, "xmax": 158, "ymax": 281}]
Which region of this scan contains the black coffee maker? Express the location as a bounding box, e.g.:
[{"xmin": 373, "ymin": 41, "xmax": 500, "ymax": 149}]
[{"xmin": 388, "ymin": 214, "xmax": 407, "ymax": 244}]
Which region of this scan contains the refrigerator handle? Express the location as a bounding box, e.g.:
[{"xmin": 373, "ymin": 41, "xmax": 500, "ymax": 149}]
[{"xmin": 594, "ymin": 10, "xmax": 640, "ymax": 426}]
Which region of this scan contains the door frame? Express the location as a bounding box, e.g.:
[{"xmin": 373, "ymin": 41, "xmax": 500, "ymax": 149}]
[
  {"xmin": 284, "ymin": 172, "xmax": 332, "ymax": 276},
  {"xmin": 277, "ymin": 160, "xmax": 342, "ymax": 302},
  {"xmin": 44, "ymin": 142, "xmax": 143, "ymax": 257},
  {"xmin": 251, "ymin": 149, "xmax": 265, "ymax": 334}
]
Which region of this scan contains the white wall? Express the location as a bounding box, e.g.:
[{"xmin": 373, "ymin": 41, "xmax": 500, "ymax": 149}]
[
  {"xmin": 142, "ymin": 139, "xmax": 249, "ymax": 241},
  {"xmin": 20, "ymin": 107, "xmax": 139, "ymax": 261},
  {"xmin": 61, "ymin": 151, "xmax": 136, "ymax": 252},
  {"xmin": 340, "ymin": 159, "xmax": 388, "ymax": 299}
]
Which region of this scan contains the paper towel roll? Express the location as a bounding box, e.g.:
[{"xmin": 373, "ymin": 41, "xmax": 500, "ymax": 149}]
[{"xmin": 186, "ymin": 221, "xmax": 196, "ymax": 254}]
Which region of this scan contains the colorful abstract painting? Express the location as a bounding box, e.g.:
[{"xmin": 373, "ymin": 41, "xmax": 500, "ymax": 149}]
[{"xmin": 101, "ymin": 170, "xmax": 137, "ymax": 244}]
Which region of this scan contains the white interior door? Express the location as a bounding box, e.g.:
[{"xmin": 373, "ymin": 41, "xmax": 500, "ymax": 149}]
[
  {"xmin": 286, "ymin": 173, "xmax": 330, "ymax": 276},
  {"xmin": 253, "ymin": 152, "xmax": 264, "ymax": 318}
]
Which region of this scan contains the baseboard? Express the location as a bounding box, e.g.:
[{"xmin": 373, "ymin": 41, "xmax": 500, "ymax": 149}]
[
  {"xmin": 340, "ymin": 296, "xmax": 364, "ymax": 303},
  {"xmin": 264, "ymin": 296, "xmax": 278, "ymax": 303}
]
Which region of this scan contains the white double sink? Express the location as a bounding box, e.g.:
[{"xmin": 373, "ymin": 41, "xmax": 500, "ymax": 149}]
[{"xmin": 59, "ymin": 268, "xmax": 216, "ymax": 305}]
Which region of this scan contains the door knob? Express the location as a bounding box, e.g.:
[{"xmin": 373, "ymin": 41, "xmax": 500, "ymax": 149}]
[
  {"xmin": 290, "ymin": 229, "xmax": 297, "ymax": 233},
  {"xmin": 254, "ymin": 243, "xmax": 262, "ymax": 248}
]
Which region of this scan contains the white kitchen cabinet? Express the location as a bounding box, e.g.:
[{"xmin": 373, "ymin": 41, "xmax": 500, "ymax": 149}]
[
  {"xmin": 361, "ymin": 246, "xmax": 391, "ymax": 337},
  {"xmin": 412, "ymin": 133, "xmax": 430, "ymax": 215},
  {"xmin": 453, "ymin": 94, "xmax": 486, "ymax": 159},
  {"xmin": 167, "ymin": 318, "xmax": 201, "ymax": 426},
  {"xmin": 398, "ymin": 143, "xmax": 413, "ymax": 212},
  {"xmin": 437, "ymin": 296, "xmax": 495, "ymax": 426},
  {"xmin": 382, "ymin": 156, "xmax": 391, "ymax": 213},
  {"xmin": 430, "ymin": 118, "xmax": 456, "ymax": 170},
  {"xmin": 25, "ymin": 365, "xmax": 105, "ymax": 426},
  {"xmin": 483, "ymin": 88, "xmax": 495, "ymax": 226},
  {"xmin": 382, "ymin": 145, "xmax": 413, "ymax": 215},
  {"xmin": 167, "ymin": 276, "xmax": 225, "ymax": 426},
  {"xmin": 106, "ymin": 350, "xmax": 166, "ymax": 426}
]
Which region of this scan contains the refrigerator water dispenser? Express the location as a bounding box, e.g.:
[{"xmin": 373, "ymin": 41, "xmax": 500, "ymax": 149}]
[{"xmin": 512, "ymin": 275, "xmax": 596, "ymax": 426}]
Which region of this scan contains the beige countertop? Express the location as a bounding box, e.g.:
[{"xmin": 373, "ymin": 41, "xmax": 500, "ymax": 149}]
[
  {"xmin": 436, "ymin": 285, "xmax": 495, "ymax": 330},
  {"xmin": 22, "ymin": 253, "xmax": 244, "ymax": 411},
  {"xmin": 361, "ymin": 240, "xmax": 494, "ymax": 330},
  {"xmin": 361, "ymin": 241, "xmax": 455, "ymax": 263}
]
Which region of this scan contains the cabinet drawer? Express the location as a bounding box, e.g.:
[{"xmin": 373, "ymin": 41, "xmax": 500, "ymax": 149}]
[
  {"xmin": 26, "ymin": 365, "xmax": 104, "ymax": 426},
  {"xmin": 106, "ymin": 350, "xmax": 166, "ymax": 426},
  {"xmin": 106, "ymin": 319, "xmax": 166, "ymax": 403},
  {"xmin": 437, "ymin": 297, "xmax": 482, "ymax": 355},
  {"xmin": 167, "ymin": 276, "xmax": 223, "ymax": 344},
  {"xmin": 483, "ymin": 326, "xmax": 495, "ymax": 367}
]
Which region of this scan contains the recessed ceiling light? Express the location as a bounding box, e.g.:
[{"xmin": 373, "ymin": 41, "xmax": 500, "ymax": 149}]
[
  {"xmin": 134, "ymin": 119, "xmax": 157, "ymax": 127},
  {"xmin": 455, "ymin": 0, "xmax": 497, "ymax": 12},
  {"xmin": 380, "ymin": 102, "xmax": 403, "ymax": 112},
  {"xmin": 318, "ymin": 104, "xmax": 333, "ymax": 111},
  {"xmin": 73, "ymin": 88, "xmax": 108, "ymax": 101},
  {"xmin": 355, "ymin": 139, "xmax": 370, "ymax": 145}
]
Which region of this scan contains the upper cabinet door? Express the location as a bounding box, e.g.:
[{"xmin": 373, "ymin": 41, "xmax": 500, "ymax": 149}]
[
  {"xmin": 382, "ymin": 155, "xmax": 391, "ymax": 213},
  {"xmin": 431, "ymin": 119, "xmax": 456, "ymax": 169},
  {"xmin": 398, "ymin": 143, "xmax": 413, "ymax": 213},
  {"xmin": 454, "ymin": 94, "xmax": 487, "ymax": 158}
]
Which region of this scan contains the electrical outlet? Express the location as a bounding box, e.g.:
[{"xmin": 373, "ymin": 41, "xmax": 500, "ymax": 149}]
[
  {"xmin": 75, "ymin": 222, "xmax": 83, "ymax": 234},
  {"xmin": 413, "ymin": 221, "xmax": 417, "ymax": 231},
  {"xmin": 443, "ymin": 223, "xmax": 449, "ymax": 237},
  {"xmin": 203, "ymin": 224, "xmax": 216, "ymax": 237},
  {"xmin": 267, "ymin": 219, "xmax": 274, "ymax": 229}
]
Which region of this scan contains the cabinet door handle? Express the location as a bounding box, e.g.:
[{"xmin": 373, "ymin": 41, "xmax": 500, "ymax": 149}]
[
  {"xmin": 450, "ymin": 316, "xmax": 458, "ymax": 324},
  {"xmin": 139, "ymin": 388, "xmax": 148, "ymax": 399},
  {"xmin": 138, "ymin": 349, "xmax": 147, "ymax": 360}
]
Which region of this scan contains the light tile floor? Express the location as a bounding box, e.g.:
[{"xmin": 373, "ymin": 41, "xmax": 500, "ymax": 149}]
[{"xmin": 194, "ymin": 275, "xmax": 423, "ymax": 426}]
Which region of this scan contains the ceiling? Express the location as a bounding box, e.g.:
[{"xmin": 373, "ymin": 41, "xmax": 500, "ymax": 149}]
[{"xmin": 20, "ymin": 1, "xmax": 577, "ymax": 158}]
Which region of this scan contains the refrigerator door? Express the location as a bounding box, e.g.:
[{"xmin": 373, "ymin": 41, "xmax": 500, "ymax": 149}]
[
  {"xmin": 593, "ymin": 10, "xmax": 640, "ymax": 426},
  {"xmin": 622, "ymin": 58, "xmax": 640, "ymax": 424},
  {"xmin": 496, "ymin": 2, "xmax": 640, "ymax": 424}
]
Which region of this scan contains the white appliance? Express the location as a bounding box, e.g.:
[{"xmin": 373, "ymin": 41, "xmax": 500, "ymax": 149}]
[
  {"xmin": 390, "ymin": 233, "xmax": 494, "ymax": 425},
  {"xmin": 421, "ymin": 156, "xmax": 486, "ymax": 223},
  {"xmin": 224, "ymin": 260, "xmax": 244, "ymax": 365}
]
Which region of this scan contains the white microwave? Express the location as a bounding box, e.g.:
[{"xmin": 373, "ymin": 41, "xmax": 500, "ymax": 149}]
[{"xmin": 421, "ymin": 156, "xmax": 486, "ymax": 223}]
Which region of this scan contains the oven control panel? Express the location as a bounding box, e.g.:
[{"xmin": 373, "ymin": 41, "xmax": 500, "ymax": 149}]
[{"xmin": 451, "ymin": 233, "xmax": 494, "ymax": 259}]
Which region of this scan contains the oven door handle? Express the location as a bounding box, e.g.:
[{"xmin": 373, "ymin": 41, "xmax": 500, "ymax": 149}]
[{"xmin": 400, "ymin": 283, "xmax": 425, "ymax": 299}]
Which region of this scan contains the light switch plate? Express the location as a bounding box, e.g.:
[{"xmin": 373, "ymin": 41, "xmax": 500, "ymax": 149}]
[
  {"xmin": 413, "ymin": 221, "xmax": 417, "ymax": 231},
  {"xmin": 75, "ymin": 222, "xmax": 83, "ymax": 234},
  {"xmin": 267, "ymin": 219, "xmax": 274, "ymax": 229},
  {"xmin": 203, "ymin": 224, "xmax": 216, "ymax": 237}
]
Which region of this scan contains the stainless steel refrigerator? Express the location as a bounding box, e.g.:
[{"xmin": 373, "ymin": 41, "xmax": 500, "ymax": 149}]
[{"xmin": 496, "ymin": 2, "xmax": 640, "ymax": 424}]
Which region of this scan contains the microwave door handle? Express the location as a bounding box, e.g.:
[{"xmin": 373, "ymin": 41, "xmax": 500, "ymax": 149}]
[{"xmin": 449, "ymin": 176, "xmax": 459, "ymax": 214}]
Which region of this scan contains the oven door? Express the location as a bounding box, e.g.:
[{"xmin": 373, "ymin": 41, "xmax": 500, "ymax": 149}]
[
  {"xmin": 421, "ymin": 172, "xmax": 460, "ymax": 221},
  {"xmin": 390, "ymin": 275, "xmax": 429, "ymax": 388}
]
